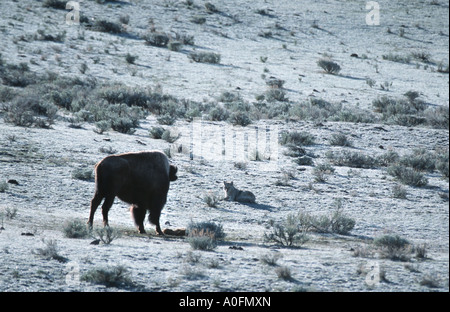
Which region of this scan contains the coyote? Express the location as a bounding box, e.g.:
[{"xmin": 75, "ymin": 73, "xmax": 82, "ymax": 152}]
[{"xmin": 223, "ymin": 181, "xmax": 256, "ymax": 203}]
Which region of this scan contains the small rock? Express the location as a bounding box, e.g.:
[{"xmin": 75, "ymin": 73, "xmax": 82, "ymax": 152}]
[
  {"xmin": 296, "ymin": 156, "xmax": 314, "ymax": 166},
  {"xmin": 373, "ymin": 126, "xmax": 388, "ymax": 132}
]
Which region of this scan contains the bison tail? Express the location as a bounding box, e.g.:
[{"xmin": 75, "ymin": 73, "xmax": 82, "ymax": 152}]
[{"xmin": 169, "ymin": 165, "xmax": 178, "ymax": 181}]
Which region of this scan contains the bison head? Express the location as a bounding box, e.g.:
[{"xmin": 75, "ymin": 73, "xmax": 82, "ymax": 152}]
[{"xmin": 169, "ymin": 164, "xmax": 178, "ymax": 181}]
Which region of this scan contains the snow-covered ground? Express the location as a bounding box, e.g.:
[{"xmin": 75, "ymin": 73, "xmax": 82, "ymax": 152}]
[{"xmin": 0, "ymin": 0, "xmax": 448, "ymax": 292}]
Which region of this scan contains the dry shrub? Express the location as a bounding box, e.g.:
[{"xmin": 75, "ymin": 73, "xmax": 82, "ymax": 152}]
[
  {"xmin": 188, "ymin": 229, "xmax": 217, "ymax": 251},
  {"xmin": 317, "ymin": 59, "xmax": 341, "ymax": 74}
]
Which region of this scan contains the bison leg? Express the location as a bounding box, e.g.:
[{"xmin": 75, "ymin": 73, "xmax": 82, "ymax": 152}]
[
  {"xmin": 88, "ymin": 192, "xmax": 104, "ymax": 229},
  {"xmin": 148, "ymin": 196, "xmax": 167, "ymax": 236},
  {"xmin": 149, "ymin": 208, "xmax": 163, "ymax": 235},
  {"xmin": 155, "ymin": 224, "xmax": 163, "ymax": 236},
  {"xmin": 101, "ymin": 195, "xmax": 115, "ymax": 227},
  {"xmin": 130, "ymin": 204, "xmax": 146, "ymax": 234}
]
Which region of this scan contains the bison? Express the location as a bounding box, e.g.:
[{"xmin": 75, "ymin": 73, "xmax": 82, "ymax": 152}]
[{"xmin": 87, "ymin": 151, "xmax": 178, "ymax": 235}]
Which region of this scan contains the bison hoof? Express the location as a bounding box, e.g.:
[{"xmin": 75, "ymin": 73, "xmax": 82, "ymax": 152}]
[{"xmin": 138, "ymin": 229, "xmax": 146, "ymax": 234}]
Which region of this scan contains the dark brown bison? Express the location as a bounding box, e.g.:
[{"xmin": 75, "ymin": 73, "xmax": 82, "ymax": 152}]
[{"xmin": 87, "ymin": 151, "xmax": 178, "ymax": 235}]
